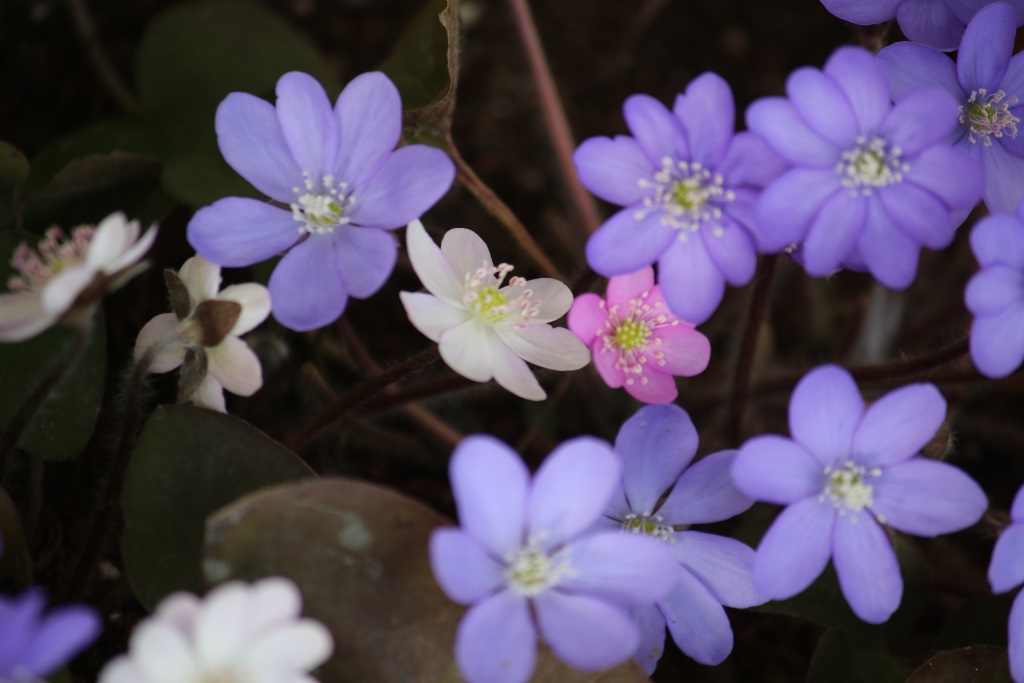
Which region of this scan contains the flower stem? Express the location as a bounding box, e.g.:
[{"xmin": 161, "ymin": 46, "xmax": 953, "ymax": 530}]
[
  {"xmin": 505, "ymin": 0, "xmax": 602, "ymax": 236},
  {"xmin": 358, "ymin": 374, "xmax": 476, "ymax": 415},
  {"xmin": 286, "ymin": 346, "xmax": 441, "ymax": 451},
  {"xmin": 444, "ymin": 132, "xmax": 565, "ymax": 281},
  {"xmin": 66, "ymin": 0, "xmax": 144, "ymax": 115},
  {"xmin": 0, "ymin": 321, "xmax": 91, "ymax": 479},
  {"xmin": 725, "ymin": 255, "xmax": 778, "ymax": 441}
]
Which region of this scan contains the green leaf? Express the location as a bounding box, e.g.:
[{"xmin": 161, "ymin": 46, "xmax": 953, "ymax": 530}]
[
  {"xmin": 0, "ymin": 487, "xmax": 32, "ymax": 590},
  {"xmin": 203, "ymin": 479, "xmax": 652, "ymax": 683},
  {"xmin": 807, "ymin": 630, "xmax": 910, "ymax": 683},
  {"xmin": 122, "ymin": 405, "xmax": 315, "ymax": 610},
  {"xmin": 906, "ymin": 646, "xmax": 1011, "ymax": 682},
  {"xmin": 0, "ymin": 141, "xmax": 29, "ymax": 227}
]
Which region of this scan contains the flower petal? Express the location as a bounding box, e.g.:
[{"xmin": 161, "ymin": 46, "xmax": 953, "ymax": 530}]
[
  {"xmin": 440, "ymin": 319, "xmax": 494, "ymax": 382},
  {"xmin": 332, "ymin": 226, "xmax": 397, "ymax": 299},
  {"xmin": 732, "ymin": 436, "xmax": 824, "ymax": 504},
  {"xmin": 879, "ymin": 183, "xmax": 955, "ymax": 250},
  {"xmin": 400, "ymin": 292, "xmax": 471, "ymax": 342},
  {"xmin": 660, "ymin": 450, "xmax": 754, "ymax": 524},
  {"xmin": 178, "ymin": 255, "xmax": 221, "ymax": 303},
  {"xmin": 275, "ymin": 71, "xmax": 338, "ymax": 180},
  {"xmin": 131, "ymin": 620, "xmax": 202, "ymax": 683},
  {"xmin": 1011, "ymin": 591, "xmax": 1024, "ymax": 683},
  {"xmin": 787, "ymin": 66, "xmax": 859, "ymax": 149},
  {"xmin": 405, "ymin": 220, "xmax": 464, "ymax": 306},
  {"xmin": 970, "ymin": 214, "xmax": 1024, "ymax": 270},
  {"xmin": 896, "ymin": 0, "xmax": 964, "ymax": 51},
  {"xmin": 652, "ymin": 322, "xmax": 711, "ymax": 376},
  {"xmin": 207, "ymin": 336, "xmax": 262, "ymax": 396},
  {"xmin": 857, "ymin": 194, "xmax": 921, "ymax": 290},
  {"xmin": 658, "ymin": 569, "xmax": 734, "ymax": 665},
  {"xmin": 192, "ymin": 376, "xmax": 226, "ymax": 412},
  {"xmin": 872, "ymin": 458, "xmax": 987, "ymax": 535},
  {"xmin": 490, "ymin": 337, "xmax": 546, "ymax": 401},
  {"xmin": 881, "ymin": 88, "xmax": 960, "ymax": 156},
  {"xmin": 754, "ymin": 497, "xmax": 836, "ymax": 600},
  {"xmin": 802, "ymin": 191, "xmax": 866, "ymax": 277},
  {"xmin": 586, "ymin": 207, "xmax": 676, "ymax": 277},
  {"xmin": 623, "ymin": 94, "xmax": 689, "ymax": 165},
  {"xmin": 217, "ymin": 283, "xmax": 271, "ymax": 336},
  {"xmin": 348, "ymin": 145, "xmax": 455, "ymax": 229},
  {"xmin": 430, "ymin": 528, "xmax": 506, "ymax": 604},
  {"xmin": 0, "ymin": 292, "xmax": 52, "ymax": 343},
  {"xmin": 135, "ymin": 313, "xmax": 186, "ymax": 372},
  {"xmin": 528, "ymin": 436, "xmax": 619, "ymax": 549},
  {"xmin": 494, "ymin": 324, "xmax": 590, "ymax": 372},
  {"xmin": 905, "ymin": 145, "xmax": 983, "ymax": 214},
  {"xmin": 455, "ymin": 591, "xmax": 536, "ymax": 683},
  {"xmin": 702, "ymin": 216, "xmax": 757, "ymax": 286},
  {"xmin": 989, "ymin": 523, "xmax": 1024, "ymax": 593},
  {"xmin": 501, "ymin": 277, "xmax": 574, "ymax": 324},
  {"xmin": 957, "ymin": 2, "xmax": 1016, "ymax": 92},
  {"xmin": 21, "ymin": 606, "xmax": 100, "ymax": 676},
  {"xmin": 558, "ymin": 532, "xmax": 680, "ymax": 604},
  {"xmin": 970, "ymin": 303, "xmax": 1024, "ymax": 378},
  {"xmin": 674, "ymin": 531, "xmax": 764, "ymax": 608},
  {"xmin": 606, "ymin": 266, "xmax": 655, "ymax": 311},
  {"xmin": 449, "ymin": 435, "xmax": 529, "ymax": 558},
  {"xmin": 824, "ymin": 47, "xmax": 892, "ymax": 134},
  {"xmin": 624, "ymin": 367, "xmax": 677, "ymax": 403},
  {"xmin": 754, "ymin": 169, "xmax": 840, "ymax": 253},
  {"xmin": 574, "ymin": 135, "xmax": 653, "ymax": 206},
  {"xmin": 819, "ymin": 0, "xmax": 902, "ymax": 23},
  {"xmin": 833, "ymin": 516, "xmax": 902, "ymax": 624},
  {"xmin": 672, "ymin": 72, "xmax": 735, "ymax": 168},
  {"xmin": 215, "ymin": 92, "xmax": 302, "ymax": 203},
  {"xmin": 534, "ymin": 590, "xmax": 639, "ymax": 671},
  {"xmin": 244, "ymin": 621, "xmax": 333, "ymax": 672},
  {"xmin": 40, "ymin": 264, "xmax": 93, "ymax": 315},
  {"xmin": 657, "ymin": 236, "xmax": 726, "ymax": 325},
  {"xmin": 980, "ymin": 141, "xmax": 1024, "ymax": 214},
  {"xmin": 591, "ymin": 340, "xmax": 625, "ymax": 389},
  {"xmin": 789, "ymin": 365, "xmax": 863, "ymax": 466},
  {"xmin": 632, "ymin": 606, "xmax": 667, "ymax": 675},
  {"xmin": 566, "ymin": 293, "xmax": 606, "ymax": 347},
  {"xmin": 877, "ymin": 42, "xmax": 962, "ymax": 101},
  {"xmin": 745, "ymin": 97, "xmax": 839, "ymax": 167},
  {"xmin": 268, "ymin": 236, "xmax": 346, "ymax": 331},
  {"xmin": 717, "ymin": 131, "xmax": 788, "ymax": 188},
  {"xmin": 187, "ymin": 199, "xmax": 298, "ymax": 268},
  {"xmin": 852, "ymin": 383, "xmax": 946, "ymax": 467},
  {"xmin": 441, "ymin": 227, "xmax": 494, "ymax": 279},
  {"xmin": 334, "ymin": 71, "xmax": 402, "ymax": 185},
  {"xmin": 194, "ymin": 582, "xmax": 251, "ymax": 670},
  {"xmin": 1013, "ymin": 484, "xmax": 1024, "ymax": 521},
  {"xmin": 614, "ymin": 403, "xmax": 698, "ymax": 515}
]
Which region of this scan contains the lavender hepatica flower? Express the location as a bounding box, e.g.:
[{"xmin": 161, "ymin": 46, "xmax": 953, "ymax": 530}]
[
  {"xmin": 575, "ymin": 72, "xmax": 785, "ymax": 324},
  {"xmin": 567, "ymin": 267, "xmax": 710, "ymax": 403},
  {"xmin": 430, "ymin": 435, "xmax": 681, "ymax": 683},
  {"xmin": 595, "ymin": 404, "xmax": 764, "ymax": 674},
  {"xmin": 820, "ymin": 0, "xmax": 1024, "ymax": 51},
  {"xmin": 732, "ymin": 365, "xmax": 987, "ymax": 623},
  {"xmin": 749, "ymin": 46, "xmax": 982, "ymax": 289},
  {"xmin": 989, "ymin": 483, "xmax": 1024, "ymax": 683},
  {"xmin": 400, "ymin": 220, "xmax": 589, "ymax": 401},
  {"xmin": 878, "ymin": 2, "xmax": 1024, "ymax": 213},
  {"xmin": 0, "ymin": 589, "xmax": 101, "ymax": 681},
  {"xmin": 187, "ymin": 71, "xmax": 455, "ymax": 332},
  {"xmin": 965, "ymin": 199, "xmax": 1024, "ymax": 377}
]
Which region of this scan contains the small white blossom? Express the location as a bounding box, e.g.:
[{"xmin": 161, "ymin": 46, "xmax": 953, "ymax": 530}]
[{"xmin": 400, "ymin": 220, "xmax": 589, "ymax": 400}]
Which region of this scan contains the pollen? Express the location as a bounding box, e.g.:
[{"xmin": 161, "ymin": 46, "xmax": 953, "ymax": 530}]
[
  {"xmin": 837, "ymin": 136, "xmax": 908, "ymax": 196},
  {"xmin": 290, "ymin": 172, "xmax": 355, "ymax": 235},
  {"xmin": 597, "ymin": 289, "xmax": 679, "ymax": 384},
  {"xmin": 504, "ymin": 540, "xmax": 573, "ymax": 597},
  {"xmin": 960, "ymin": 89, "xmax": 1020, "ymax": 147},
  {"xmin": 820, "ymin": 460, "xmax": 882, "ymax": 518},
  {"xmin": 635, "ymin": 157, "xmax": 734, "ymax": 236},
  {"xmin": 463, "ymin": 261, "xmax": 540, "ymax": 325}
]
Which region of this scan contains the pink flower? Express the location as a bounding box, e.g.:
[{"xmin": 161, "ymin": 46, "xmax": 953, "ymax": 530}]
[{"xmin": 567, "ymin": 267, "xmax": 710, "ymax": 403}]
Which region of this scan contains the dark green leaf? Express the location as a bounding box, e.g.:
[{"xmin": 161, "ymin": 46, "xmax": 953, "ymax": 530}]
[
  {"xmin": 906, "ymin": 646, "xmax": 1011, "ymax": 683},
  {"xmin": 807, "ymin": 630, "xmax": 909, "ymax": 683},
  {"xmin": 122, "ymin": 405, "xmax": 314, "ymax": 610},
  {"xmin": 0, "ymin": 141, "xmax": 29, "ymax": 227},
  {"xmin": 0, "ymin": 487, "xmax": 31, "ymax": 590}
]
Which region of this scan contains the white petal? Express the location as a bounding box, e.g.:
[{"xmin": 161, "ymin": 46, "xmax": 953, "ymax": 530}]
[
  {"xmin": 98, "ymin": 657, "xmax": 154, "ymax": 683},
  {"xmin": 242, "ymin": 621, "xmax": 333, "ymax": 672},
  {"xmin": 501, "ymin": 277, "xmax": 574, "ymax": 324},
  {"xmin": 438, "ymin": 318, "xmax": 494, "ymax": 382},
  {"xmin": 194, "ymin": 582, "xmax": 249, "ymax": 672},
  {"xmin": 440, "ymin": 227, "xmax": 494, "ymax": 278},
  {"xmin": 107, "ymin": 224, "xmax": 158, "ymax": 274},
  {"xmin": 154, "ymin": 592, "xmax": 203, "ymax": 633},
  {"xmin": 405, "ymin": 220, "xmax": 464, "ymax": 306},
  {"xmin": 135, "ymin": 313, "xmax": 187, "ymax": 372},
  {"xmin": 243, "ymin": 577, "xmax": 302, "ymax": 634},
  {"xmin": 130, "ymin": 621, "xmax": 202, "ymax": 683},
  {"xmin": 40, "ymin": 264, "xmax": 94, "ymax": 314},
  {"xmin": 399, "ymin": 291, "xmax": 471, "ymax": 342},
  {"xmin": 0, "ymin": 291, "xmax": 54, "ymax": 342},
  {"xmin": 207, "ymin": 337, "xmax": 263, "ymax": 396},
  {"xmin": 178, "ymin": 255, "xmax": 222, "ymax": 304},
  {"xmin": 192, "ymin": 375, "xmax": 227, "ymax": 412},
  {"xmin": 86, "ymin": 212, "xmax": 133, "ymax": 269},
  {"xmin": 490, "ymin": 336, "xmax": 546, "ymax": 400},
  {"xmin": 494, "ymin": 324, "xmax": 590, "ymax": 371},
  {"xmin": 218, "ymin": 283, "xmax": 271, "ymax": 335}
]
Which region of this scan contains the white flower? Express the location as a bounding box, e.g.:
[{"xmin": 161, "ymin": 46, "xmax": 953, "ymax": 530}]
[
  {"xmin": 98, "ymin": 577, "xmax": 333, "ymax": 683},
  {"xmin": 0, "ymin": 212, "xmax": 157, "ymax": 342},
  {"xmin": 134, "ymin": 255, "xmax": 270, "ymax": 413},
  {"xmin": 399, "ymin": 220, "xmax": 589, "ymax": 400}
]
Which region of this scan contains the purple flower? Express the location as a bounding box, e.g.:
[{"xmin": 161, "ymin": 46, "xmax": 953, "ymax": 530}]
[
  {"xmin": 965, "ymin": 199, "xmax": 1024, "ymax": 377},
  {"xmin": 878, "ymin": 3, "xmax": 1024, "ymax": 213},
  {"xmin": 187, "ymin": 71, "xmax": 455, "ymax": 332},
  {"xmin": 430, "ymin": 435, "xmax": 681, "ymax": 683},
  {"xmin": 574, "ymin": 72, "xmax": 785, "ymax": 324},
  {"xmin": 594, "ymin": 404, "xmax": 764, "ymax": 674},
  {"xmin": 989, "ymin": 483, "xmax": 1024, "ymax": 682},
  {"xmin": 0, "ymin": 589, "xmax": 101, "ymax": 680},
  {"xmin": 748, "ymin": 46, "xmax": 982, "ymax": 289},
  {"xmin": 820, "ymin": 0, "xmax": 1024, "ymax": 51},
  {"xmin": 732, "ymin": 365, "xmax": 987, "ymax": 623}
]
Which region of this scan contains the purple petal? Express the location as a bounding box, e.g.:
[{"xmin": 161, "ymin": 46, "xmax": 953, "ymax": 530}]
[
  {"xmin": 970, "ymin": 304, "xmax": 1024, "ymax": 378},
  {"xmin": 966, "ymin": 265, "xmax": 1024, "ymax": 316},
  {"xmin": 559, "ymin": 532, "xmax": 680, "ymax": 604},
  {"xmin": 674, "ymin": 531, "xmax": 764, "ymax": 608},
  {"xmin": 449, "ymin": 435, "xmax": 529, "ymax": 558},
  {"xmin": 852, "ymin": 383, "xmax": 946, "ymax": 467},
  {"xmin": 623, "ymin": 94, "xmax": 689, "ymax": 166},
  {"xmin": 534, "ymin": 590, "xmax": 639, "ymax": 671},
  {"xmin": 1002, "ymin": 50, "xmax": 1024, "ymax": 99},
  {"xmin": 586, "ymin": 207, "xmax": 675, "ymax": 276},
  {"xmin": 574, "ymin": 135, "xmax": 653, "ymax": 206},
  {"xmin": 528, "ymin": 437, "xmax": 619, "ymax": 549},
  {"xmin": 702, "ymin": 217, "xmax": 757, "ymax": 286},
  {"xmin": 21, "ymin": 606, "xmax": 100, "ymax": 676},
  {"xmin": 0, "ymin": 591, "xmax": 43, "ymax": 671},
  {"xmin": 824, "ymin": 47, "xmax": 892, "ymax": 134},
  {"xmin": 187, "ymin": 199, "xmax": 297, "ymax": 268},
  {"xmin": 334, "ymin": 71, "xmax": 402, "ymax": 186},
  {"xmin": 1012, "ymin": 592, "xmax": 1024, "ymax": 683},
  {"xmin": 998, "ymin": 108, "xmax": 1024, "ymax": 158},
  {"xmin": 989, "ymin": 523, "xmax": 1024, "ymax": 593},
  {"xmin": 787, "ymin": 67, "xmax": 859, "ymax": 149},
  {"xmin": 980, "ymin": 142, "xmax": 1024, "ymax": 214},
  {"xmin": 879, "ymin": 183, "xmax": 955, "ymax": 250},
  {"xmin": 614, "ymin": 403, "xmax": 698, "ymax": 515},
  {"xmin": 332, "ymin": 227, "xmax": 397, "ymax": 298},
  {"xmin": 430, "ymin": 528, "xmax": 505, "ymax": 604},
  {"xmin": 957, "ymin": 3, "xmax": 1017, "ymax": 92},
  {"xmin": 275, "ymin": 72, "xmax": 338, "ymax": 180},
  {"xmin": 673, "ymin": 72, "xmax": 735, "ymax": 168},
  {"xmin": 658, "ymin": 569, "xmax": 734, "ymax": 665},
  {"xmin": 896, "ymin": 0, "xmax": 964, "ymax": 51},
  {"xmin": 660, "ymin": 450, "xmax": 754, "ymax": 524},
  {"xmin": 658, "ymin": 237, "xmax": 726, "ymax": 325},
  {"xmin": 745, "ymin": 97, "xmax": 839, "ymax": 168},
  {"xmin": 455, "ymin": 591, "xmax": 536, "ymax": 683},
  {"xmin": 970, "ymin": 214, "xmax": 1024, "ymax": 269},
  {"xmin": 820, "ymin": 0, "xmax": 902, "ymax": 23},
  {"xmin": 790, "ymin": 365, "xmax": 863, "ymax": 466},
  {"xmin": 754, "ymin": 497, "xmax": 836, "ymax": 600},
  {"xmin": 833, "ymin": 516, "xmax": 902, "ymax": 624},
  {"xmin": 632, "ymin": 606, "xmax": 667, "ymax": 675},
  {"xmin": 905, "ymin": 145, "xmax": 983, "ymax": 214},
  {"xmin": 754, "ymin": 169, "xmax": 840, "ymax": 252},
  {"xmin": 348, "ymin": 145, "xmax": 454, "ymax": 229},
  {"xmin": 858, "ymin": 193, "xmax": 921, "ymax": 289},
  {"xmin": 802, "ymin": 191, "xmax": 867, "ymax": 276},
  {"xmin": 717, "ymin": 132, "xmax": 788, "ymax": 188},
  {"xmin": 881, "ymin": 87, "xmax": 959, "ymax": 156},
  {"xmin": 268, "ymin": 236, "xmax": 346, "ymax": 331},
  {"xmin": 1012, "ymin": 483, "xmax": 1024, "ymax": 521},
  {"xmin": 872, "ymin": 458, "xmax": 988, "ymax": 535},
  {"xmin": 877, "ymin": 42, "xmax": 962, "ymax": 101},
  {"xmin": 215, "ymin": 92, "xmax": 302, "ymax": 203},
  {"xmin": 732, "ymin": 435, "xmax": 824, "ymax": 504}
]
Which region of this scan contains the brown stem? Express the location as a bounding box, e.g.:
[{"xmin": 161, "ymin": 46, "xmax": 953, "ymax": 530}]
[
  {"xmin": 725, "ymin": 255, "xmax": 778, "ymax": 441},
  {"xmin": 506, "ymin": 0, "xmax": 602, "ymax": 236},
  {"xmin": 357, "ymin": 375, "xmax": 476, "ymax": 415},
  {"xmin": 444, "ymin": 132, "xmax": 564, "ymax": 280},
  {"xmin": 286, "ymin": 346, "xmax": 441, "ymax": 451},
  {"xmin": 66, "ymin": 0, "xmax": 143, "ymax": 115}
]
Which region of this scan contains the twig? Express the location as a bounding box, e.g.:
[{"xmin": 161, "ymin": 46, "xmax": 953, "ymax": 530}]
[{"xmin": 66, "ymin": 0, "xmax": 144, "ymax": 115}]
